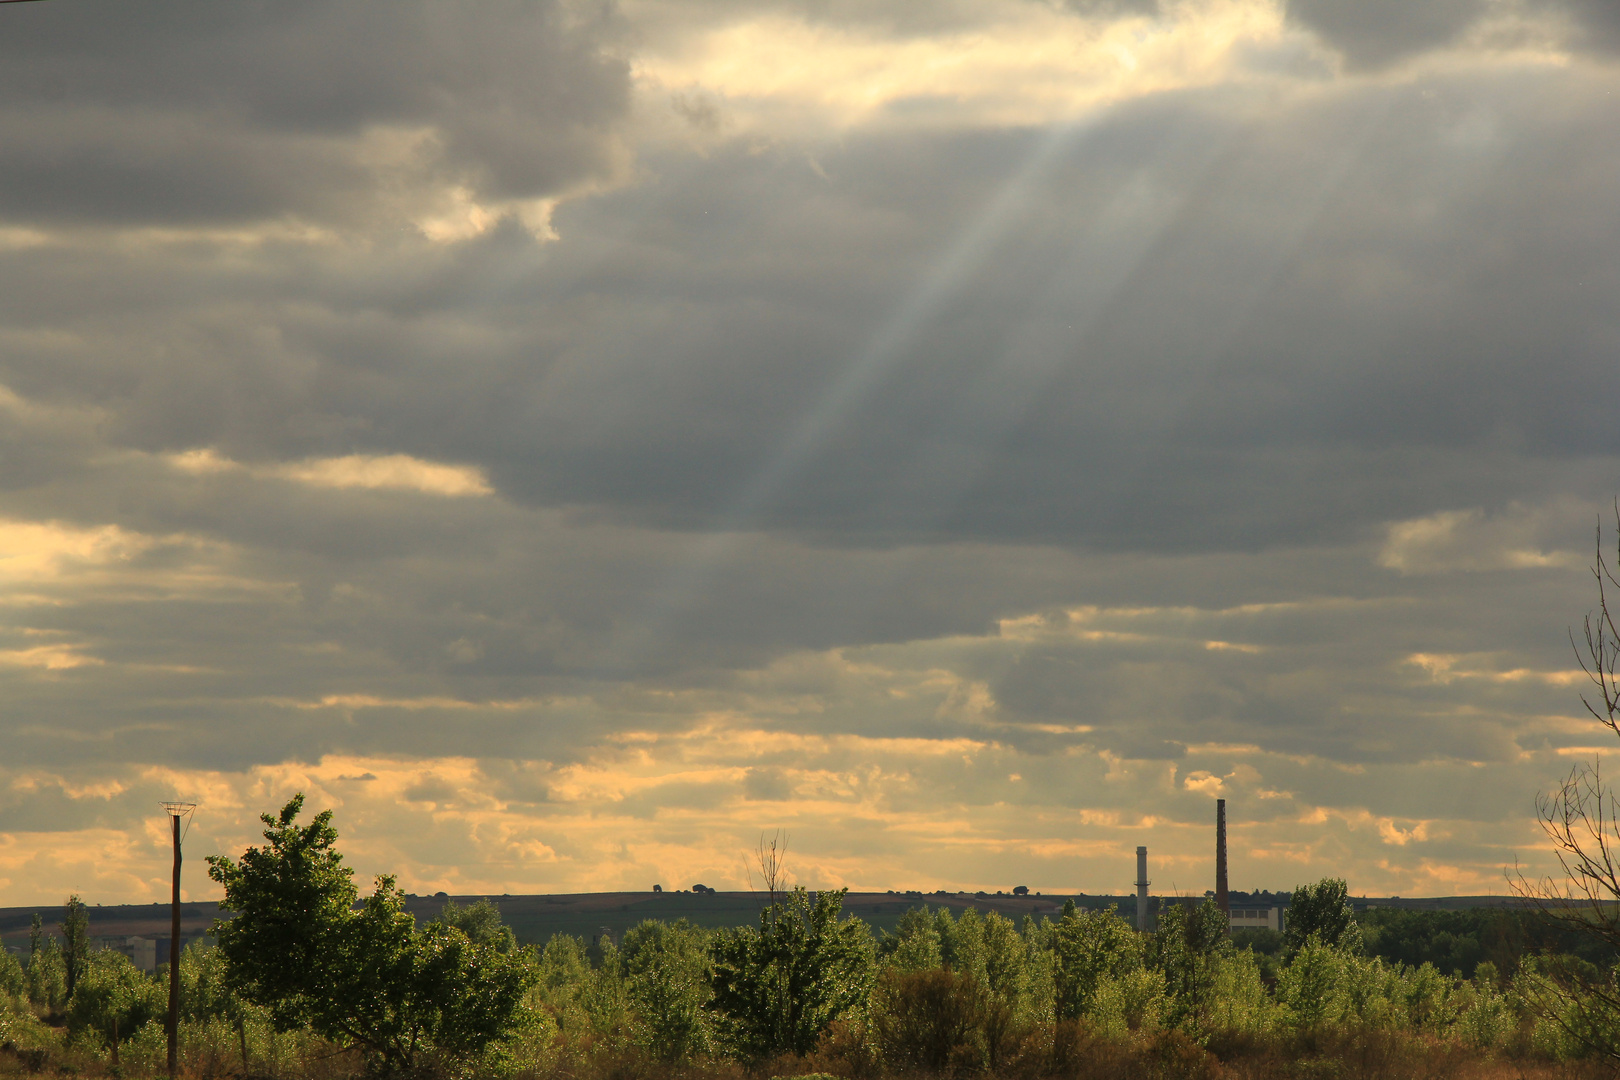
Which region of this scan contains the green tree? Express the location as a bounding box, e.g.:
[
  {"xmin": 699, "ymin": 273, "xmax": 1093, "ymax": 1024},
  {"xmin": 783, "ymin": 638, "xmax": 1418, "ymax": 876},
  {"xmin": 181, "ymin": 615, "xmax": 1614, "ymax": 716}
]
[
  {"xmin": 973, "ymin": 910, "xmax": 1028, "ymax": 1010},
  {"xmin": 65, "ymin": 949, "xmax": 165, "ymax": 1049},
  {"xmin": 1358, "ymin": 907, "xmax": 1515, "ymax": 978},
  {"xmin": 1150, "ymin": 897, "xmax": 1233, "ymax": 1037},
  {"xmin": 412, "ymin": 917, "xmax": 541, "ymax": 1060},
  {"xmin": 888, "ymin": 905, "xmax": 1035, "ymax": 1073},
  {"xmin": 0, "ymin": 948, "xmax": 23, "ymax": 999},
  {"xmin": 207, "ymin": 794, "xmax": 538, "ymax": 1075},
  {"xmin": 27, "ymin": 936, "xmax": 64, "ymax": 1010},
  {"xmin": 958, "ymin": 909, "xmax": 1030, "ymax": 1070},
  {"xmin": 580, "ymin": 937, "xmax": 629, "ymax": 1037},
  {"xmin": 1285, "ymin": 878, "xmax": 1360, "ymax": 955},
  {"xmin": 707, "ymin": 887, "xmax": 874, "ymax": 1060},
  {"xmin": 23, "ymin": 913, "xmax": 57, "ymax": 1010},
  {"xmin": 1052, "ymin": 901, "xmax": 1142, "ymax": 1021},
  {"xmin": 60, "ymin": 895, "xmax": 88, "ymax": 1003},
  {"xmin": 620, "ymin": 918, "xmax": 712, "ymax": 1062},
  {"xmin": 1275, "ymin": 934, "xmax": 1347, "ymax": 1028},
  {"xmin": 436, "ymin": 899, "xmax": 517, "ymax": 953},
  {"xmin": 532, "ymin": 935, "xmax": 593, "ymax": 1038},
  {"xmin": 882, "ymin": 906, "xmax": 944, "ymax": 971}
]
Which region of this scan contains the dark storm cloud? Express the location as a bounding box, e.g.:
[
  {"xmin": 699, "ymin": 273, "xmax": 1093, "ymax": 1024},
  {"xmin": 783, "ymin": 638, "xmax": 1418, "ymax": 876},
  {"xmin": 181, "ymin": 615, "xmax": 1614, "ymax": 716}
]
[
  {"xmin": 471, "ymin": 71, "xmax": 1620, "ymax": 552},
  {"xmin": 4, "ymin": 65, "xmax": 1618, "ymax": 560},
  {"xmin": 1560, "ymin": 0, "xmax": 1620, "ymax": 51},
  {"xmin": 623, "ymin": 0, "xmax": 1158, "ymax": 43},
  {"xmin": 1285, "ymin": 0, "xmax": 1489, "ymax": 68},
  {"xmin": 1285, "ymin": 0, "xmax": 1620, "ymax": 66},
  {"xmin": 0, "ymin": 0, "xmax": 630, "ymax": 225}
]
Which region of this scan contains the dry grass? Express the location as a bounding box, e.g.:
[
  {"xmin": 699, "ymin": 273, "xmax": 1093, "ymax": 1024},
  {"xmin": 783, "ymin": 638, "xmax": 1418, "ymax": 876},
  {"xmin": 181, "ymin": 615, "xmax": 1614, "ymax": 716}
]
[{"xmin": 0, "ymin": 1025, "xmax": 1612, "ymax": 1080}]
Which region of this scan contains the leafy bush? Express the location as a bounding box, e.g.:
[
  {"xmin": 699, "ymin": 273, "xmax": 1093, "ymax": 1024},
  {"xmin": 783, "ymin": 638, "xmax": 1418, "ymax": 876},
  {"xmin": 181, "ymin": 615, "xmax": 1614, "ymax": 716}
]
[
  {"xmin": 532, "ymin": 933, "xmax": 593, "ymax": 1039},
  {"xmin": 1454, "ymin": 967, "xmax": 1514, "ymax": 1050},
  {"xmin": 1515, "ymin": 951, "xmax": 1620, "ymax": 1061},
  {"xmin": 0, "ymin": 949, "xmax": 23, "ymax": 1000},
  {"xmin": 436, "ymin": 899, "xmax": 518, "ymax": 954},
  {"xmin": 1150, "ymin": 898, "xmax": 1233, "ymax": 1037},
  {"xmin": 620, "ymin": 918, "xmax": 712, "ymax": 1062},
  {"xmin": 880, "ymin": 905, "xmax": 942, "ymax": 971},
  {"xmin": 871, "ymin": 966, "xmax": 984, "ymax": 1074},
  {"xmin": 1203, "ymin": 947, "xmax": 1275, "ymax": 1038},
  {"xmin": 1090, "ymin": 964, "xmax": 1166, "ymax": 1038},
  {"xmin": 26, "ymin": 937, "xmax": 65, "ymax": 1012},
  {"xmin": 1052, "ymin": 900, "xmax": 1143, "ymax": 1021},
  {"xmin": 1276, "ymin": 934, "xmax": 1349, "ymax": 1029},
  {"xmin": 1, "ymin": 889, "xmax": 1604, "ymax": 1080},
  {"xmin": 707, "ymin": 887, "xmax": 874, "ymax": 1060},
  {"xmin": 64, "ymin": 949, "xmax": 165, "ymax": 1048}
]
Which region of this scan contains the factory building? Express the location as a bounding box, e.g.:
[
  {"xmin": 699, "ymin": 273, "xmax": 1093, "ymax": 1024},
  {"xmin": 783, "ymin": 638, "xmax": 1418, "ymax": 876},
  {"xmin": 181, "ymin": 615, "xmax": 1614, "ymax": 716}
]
[
  {"xmin": 1132, "ymin": 798, "xmax": 1285, "ymax": 935},
  {"xmin": 1228, "ymin": 906, "xmax": 1285, "ymax": 933}
]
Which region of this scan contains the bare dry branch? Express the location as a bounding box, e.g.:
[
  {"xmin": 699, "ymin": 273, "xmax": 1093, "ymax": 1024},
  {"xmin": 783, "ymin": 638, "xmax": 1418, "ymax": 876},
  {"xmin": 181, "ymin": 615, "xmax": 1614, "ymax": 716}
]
[
  {"xmin": 750, "ymin": 829, "xmax": 788, "ymax": 912},
  {"xmin": 1511, "ymin": 504, "xmax": 1620, "ymax": 1060}
]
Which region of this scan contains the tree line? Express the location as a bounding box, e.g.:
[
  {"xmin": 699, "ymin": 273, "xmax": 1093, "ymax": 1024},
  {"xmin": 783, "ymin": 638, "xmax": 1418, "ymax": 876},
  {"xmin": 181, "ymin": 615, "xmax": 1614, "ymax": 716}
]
[{"xmin": 5, "ymin": 796, "xmax": 1620, "ymax": 1080}]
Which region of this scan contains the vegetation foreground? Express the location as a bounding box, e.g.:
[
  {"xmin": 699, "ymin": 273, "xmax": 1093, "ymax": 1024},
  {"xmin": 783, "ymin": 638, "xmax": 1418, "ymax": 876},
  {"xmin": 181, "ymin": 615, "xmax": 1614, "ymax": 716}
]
[{"xmin": 2, "ymin": 799, "xmax": 1618, "ymax": 1080}]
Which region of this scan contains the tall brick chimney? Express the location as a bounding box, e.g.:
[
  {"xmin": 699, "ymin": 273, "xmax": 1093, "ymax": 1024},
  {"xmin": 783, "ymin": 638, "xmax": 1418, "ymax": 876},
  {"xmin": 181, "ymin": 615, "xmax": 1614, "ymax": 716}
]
[{"xmin": 1135, "ymin": 846, "xmax": 1150, "ymax": 932}]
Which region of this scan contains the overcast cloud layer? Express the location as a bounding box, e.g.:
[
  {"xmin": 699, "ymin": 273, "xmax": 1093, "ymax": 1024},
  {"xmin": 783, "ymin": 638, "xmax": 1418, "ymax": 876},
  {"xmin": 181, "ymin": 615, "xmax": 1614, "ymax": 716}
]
[{"xmin": 0, "ymin": 0, "xmax": 1617, "ymax": 904}]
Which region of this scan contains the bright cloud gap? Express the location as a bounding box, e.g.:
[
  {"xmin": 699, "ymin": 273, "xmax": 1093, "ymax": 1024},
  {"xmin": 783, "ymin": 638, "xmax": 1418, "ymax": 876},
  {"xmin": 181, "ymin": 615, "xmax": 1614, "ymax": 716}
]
[{"xmin": 166, "ymin": 449, "xmax": 493, "ymax": 498}]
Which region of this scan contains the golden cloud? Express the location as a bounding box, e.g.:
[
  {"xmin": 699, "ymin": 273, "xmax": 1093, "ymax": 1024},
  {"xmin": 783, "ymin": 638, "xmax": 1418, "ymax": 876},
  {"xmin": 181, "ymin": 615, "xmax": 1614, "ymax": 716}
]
[{"xmin": 167, "ymin": 449, "xmax": 493, "ymax": 497}]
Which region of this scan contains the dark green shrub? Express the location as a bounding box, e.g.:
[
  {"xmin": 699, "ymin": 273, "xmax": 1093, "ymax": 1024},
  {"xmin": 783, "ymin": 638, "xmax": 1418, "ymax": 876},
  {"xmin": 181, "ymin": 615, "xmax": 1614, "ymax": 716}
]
[
  {"xmin": 707, "ymin": 887, "xmax": 874, "ymax": 1060},
  {"xmin": 1285, "ymin": 880, "xmax": 1359, "ymax": 955},
  {"xmin": 871, "ymin": 966, "xmax": 984, "ymax": 1074}
]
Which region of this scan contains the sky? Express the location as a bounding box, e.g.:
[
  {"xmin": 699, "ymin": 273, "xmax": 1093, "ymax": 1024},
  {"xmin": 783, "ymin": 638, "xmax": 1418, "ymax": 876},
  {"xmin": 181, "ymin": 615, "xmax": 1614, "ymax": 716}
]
[{"xmin": 1, "ymin": 0, "xmax": 1619, "ymax": 907}]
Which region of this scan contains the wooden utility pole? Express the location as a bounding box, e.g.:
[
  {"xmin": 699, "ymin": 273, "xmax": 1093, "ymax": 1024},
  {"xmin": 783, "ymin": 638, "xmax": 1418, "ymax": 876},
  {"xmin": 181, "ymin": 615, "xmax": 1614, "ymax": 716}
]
[{"xmin": 161, "ymin": 802, "xmax": 196, "ymax": 1080}]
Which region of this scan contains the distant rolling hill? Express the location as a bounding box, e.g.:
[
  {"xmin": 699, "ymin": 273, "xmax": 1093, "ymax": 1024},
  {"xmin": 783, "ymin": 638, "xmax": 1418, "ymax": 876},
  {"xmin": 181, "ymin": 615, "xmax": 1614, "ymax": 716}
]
[
  {"xmin": 0, "ymin": 891, "xmax": 1526, "ymax": 952},
  {"xmin": 0, "ymin": 890, "xmax": 1075, "ymax": 950}
]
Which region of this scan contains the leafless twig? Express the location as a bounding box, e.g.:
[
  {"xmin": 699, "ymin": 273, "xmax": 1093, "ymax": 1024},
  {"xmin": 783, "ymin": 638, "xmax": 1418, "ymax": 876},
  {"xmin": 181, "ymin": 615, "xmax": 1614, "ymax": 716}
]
[
  {"xmin": 752, "ymin": 830, "xmax": 788, "ymax": 910},
  {"xmin": 1511, "ymin": 505, "xmax": 1620, "ymax": 1061}
]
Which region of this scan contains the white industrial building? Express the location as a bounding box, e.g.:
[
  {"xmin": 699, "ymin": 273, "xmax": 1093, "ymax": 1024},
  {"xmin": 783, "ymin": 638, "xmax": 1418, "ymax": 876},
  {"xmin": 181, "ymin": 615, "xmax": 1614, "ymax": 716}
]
[
  {"xmin": 92, "ymin": 935, "xmax": 158, "ymax": 972},
  {"xmin": 1228, "ymin": 907, "xmax": 1284, "ymax": 933}
]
